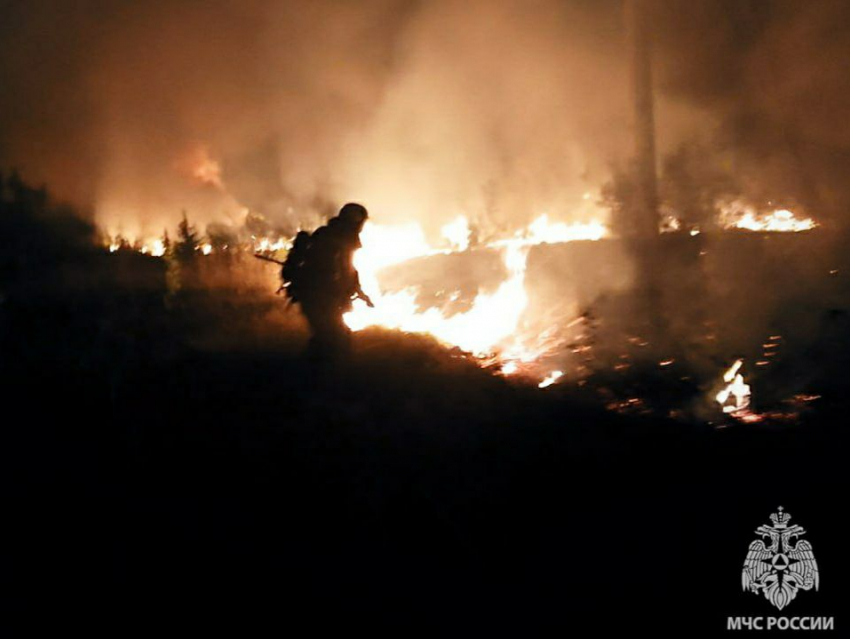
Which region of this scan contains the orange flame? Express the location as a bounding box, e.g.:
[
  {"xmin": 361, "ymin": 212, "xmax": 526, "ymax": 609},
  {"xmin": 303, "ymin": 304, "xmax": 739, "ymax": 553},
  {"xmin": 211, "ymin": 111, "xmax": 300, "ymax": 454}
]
[
  {"xmin": 715, "ymin": 359, "xmax": 759, "ymax": 420},
  {"xmin": 719, "ymin": 201, "xmax": 817, "ymax": 232},
  {"xmin": 344, "ymin": 215, "xmax": 608, "ymax": 362}
]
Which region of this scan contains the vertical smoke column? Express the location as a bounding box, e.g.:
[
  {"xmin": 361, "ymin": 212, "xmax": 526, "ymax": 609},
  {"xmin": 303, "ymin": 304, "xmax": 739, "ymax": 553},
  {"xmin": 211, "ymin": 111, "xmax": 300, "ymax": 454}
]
[
  {"xmin": 627, "ymin": 0, "xmax": 659, "ymax": 239},
  {"xmin": 625, "ymin": 0, "xmax": 663, "ymax": 334}
]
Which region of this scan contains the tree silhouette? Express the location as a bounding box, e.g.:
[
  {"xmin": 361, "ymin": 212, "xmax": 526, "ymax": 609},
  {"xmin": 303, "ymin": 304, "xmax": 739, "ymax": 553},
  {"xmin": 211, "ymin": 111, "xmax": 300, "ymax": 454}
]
[{"xmin": 174, "ymin": 211, "xmax": 200, "ymax": 264}]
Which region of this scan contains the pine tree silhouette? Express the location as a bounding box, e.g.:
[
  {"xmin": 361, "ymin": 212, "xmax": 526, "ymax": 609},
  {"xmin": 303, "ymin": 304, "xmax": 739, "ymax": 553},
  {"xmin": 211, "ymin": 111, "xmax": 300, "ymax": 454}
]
[{"xmin": 174, "ymin": 211, "xmax": 200, "ymax": 264}]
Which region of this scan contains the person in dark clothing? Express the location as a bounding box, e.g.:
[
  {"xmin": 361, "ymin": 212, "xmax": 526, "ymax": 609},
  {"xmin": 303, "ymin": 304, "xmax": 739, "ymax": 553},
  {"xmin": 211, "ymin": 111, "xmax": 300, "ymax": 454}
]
[
  {"xmin": 333, "ymin": 203, "xmax": 373, "ymax": 309},
  {"xmin": 281, "ymin": 230, "xmax": 311, "ymax": 301},
  {"xmin": 289, "ymin": 203, "xmax": 373, "ymax": 354}
]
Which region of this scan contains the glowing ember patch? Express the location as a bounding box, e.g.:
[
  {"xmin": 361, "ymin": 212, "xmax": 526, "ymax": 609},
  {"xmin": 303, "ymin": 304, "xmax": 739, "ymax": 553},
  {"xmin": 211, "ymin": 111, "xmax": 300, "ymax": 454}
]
[
  {"xmin": 501, "ymin": 361, "xmax": 518, "ymax": 376},
  {"xmin": 661, "ymin": 215, "xmax": 681, "ymax": 233},
  {"xmin": 538, "ymin": 370, "xmax": 563, "ymax": 388},
  {"xmin": 715, "ymin": 359, "xmax": 756, "ymax": 419},
  {"xmin": 792, "ymin": 394, "xmax": 821, "ymax": 403}
]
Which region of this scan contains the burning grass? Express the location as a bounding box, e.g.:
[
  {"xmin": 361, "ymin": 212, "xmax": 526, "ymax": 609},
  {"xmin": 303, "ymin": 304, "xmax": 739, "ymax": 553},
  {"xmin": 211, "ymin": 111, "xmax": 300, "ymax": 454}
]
[{"xmin": 91, "ymin": 201, "xmax": 842, "ymax": 426}]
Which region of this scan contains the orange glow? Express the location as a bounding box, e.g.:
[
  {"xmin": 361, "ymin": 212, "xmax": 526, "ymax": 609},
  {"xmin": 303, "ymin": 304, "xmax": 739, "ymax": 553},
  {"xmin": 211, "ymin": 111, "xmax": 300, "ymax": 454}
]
[
  {"xmin": 719, "ymin": 201, "xmax": 817, "ymax": 232},
  {"xmin": 344, "ymin": 215, "xmax": 608, "ymax": 363}
]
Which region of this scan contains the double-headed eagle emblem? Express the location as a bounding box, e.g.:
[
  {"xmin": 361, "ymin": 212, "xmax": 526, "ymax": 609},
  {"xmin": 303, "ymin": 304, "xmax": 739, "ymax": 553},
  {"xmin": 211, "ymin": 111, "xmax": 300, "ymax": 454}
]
[{"xmin": 742, "ymin": 506, "xmax": 819, "ymax": 610}]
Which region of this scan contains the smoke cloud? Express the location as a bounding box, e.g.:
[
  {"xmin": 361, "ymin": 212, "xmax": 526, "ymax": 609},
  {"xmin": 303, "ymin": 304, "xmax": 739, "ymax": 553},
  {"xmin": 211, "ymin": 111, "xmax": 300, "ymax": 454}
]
[
  {"xmin": 1, "ymin": 0, "xmax": 849, "ymax": 238},
  {"xmin": 651, "ymin": 0, "xmax": 850, "ymax": 222}
]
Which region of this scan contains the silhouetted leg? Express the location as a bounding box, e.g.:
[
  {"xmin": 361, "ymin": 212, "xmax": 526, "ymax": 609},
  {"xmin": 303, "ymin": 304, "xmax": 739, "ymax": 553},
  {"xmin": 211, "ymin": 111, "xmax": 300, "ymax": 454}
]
[{"xmin": 300, "ymin": 298, "xmax": 347, "ymax": 360}]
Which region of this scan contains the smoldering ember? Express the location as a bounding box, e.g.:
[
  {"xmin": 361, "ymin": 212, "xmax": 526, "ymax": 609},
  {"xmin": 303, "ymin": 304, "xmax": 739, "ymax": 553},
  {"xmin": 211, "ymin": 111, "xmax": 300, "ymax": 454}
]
[{"xmin": 3, "ymin": 1, "xmax": 848, "ymax": 635}]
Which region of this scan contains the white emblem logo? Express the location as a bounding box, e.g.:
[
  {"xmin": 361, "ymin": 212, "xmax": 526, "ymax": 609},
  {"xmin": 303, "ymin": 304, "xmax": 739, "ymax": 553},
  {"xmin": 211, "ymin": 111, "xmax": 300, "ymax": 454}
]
[{"xmin": 742, "ymin": 506, "xmax": 819, "ymax": 610}]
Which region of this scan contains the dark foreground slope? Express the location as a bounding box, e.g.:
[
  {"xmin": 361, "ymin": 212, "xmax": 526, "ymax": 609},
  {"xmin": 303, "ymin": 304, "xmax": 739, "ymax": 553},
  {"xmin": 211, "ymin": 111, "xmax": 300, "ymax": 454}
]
[
  {"xmin": 7, "ymin": 327, "xmax": 847, "ymax": 636},
  {"xmin": 3, "ymin": 187, "xmax": 846, "ymax": 636}
]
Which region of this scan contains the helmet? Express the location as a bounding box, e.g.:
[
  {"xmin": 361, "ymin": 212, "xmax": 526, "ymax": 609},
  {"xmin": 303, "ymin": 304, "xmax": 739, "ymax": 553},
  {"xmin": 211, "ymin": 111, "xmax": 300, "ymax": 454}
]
[{"xmin": 339, "ymin": 202, "xmax": 368, "ymax": 225}]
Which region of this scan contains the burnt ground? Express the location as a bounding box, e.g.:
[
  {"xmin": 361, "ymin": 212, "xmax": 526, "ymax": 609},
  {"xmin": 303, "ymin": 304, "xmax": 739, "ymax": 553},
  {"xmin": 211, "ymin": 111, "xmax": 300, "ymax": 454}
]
[
  {"xmin": 4, "ymin": 195, "xmax": 849, "ymax": 635},
  {"xmin": 7, "ymin": 325, "xmax": 849, "ymax": 636}
]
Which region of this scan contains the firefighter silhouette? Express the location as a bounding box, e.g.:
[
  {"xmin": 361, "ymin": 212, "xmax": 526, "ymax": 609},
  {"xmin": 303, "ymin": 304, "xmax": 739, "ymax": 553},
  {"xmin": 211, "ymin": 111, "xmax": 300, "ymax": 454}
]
[{"xmin": 283, "ymin": 203, "xmax": 373, "ymax": 354}]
